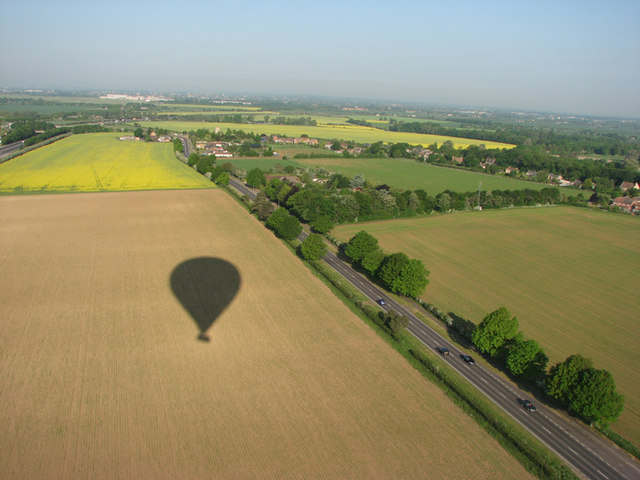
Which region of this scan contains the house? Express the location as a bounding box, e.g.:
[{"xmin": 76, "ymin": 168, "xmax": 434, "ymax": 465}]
[
  {"xmin": 265, "ymin": 174, "xmax": 302, "ymax": 185},
  {"xmin": 452, "ymin": 156, "xmax": 464, "ymax": 165},
  {"xmin": 611, "ymin": 196, "xmax": 640, "ymax": 213},
  {"xmin": 620, "ymin": 181, "xmax": 640, "ymax": 191},
  {"xmin": 505, "ymin": 166, "xmax": 518, "ymax": 174}
]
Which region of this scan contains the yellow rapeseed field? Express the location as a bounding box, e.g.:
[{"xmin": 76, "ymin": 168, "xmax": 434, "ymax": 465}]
[{"xmin": 0, "ymin": 133, "xmax": 213, "ymax": 193}]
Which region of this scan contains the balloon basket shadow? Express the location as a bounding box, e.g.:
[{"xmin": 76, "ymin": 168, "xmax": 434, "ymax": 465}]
[{"xmin": 198, "ymin": 332, "xmax": 211, "ymax": 342}]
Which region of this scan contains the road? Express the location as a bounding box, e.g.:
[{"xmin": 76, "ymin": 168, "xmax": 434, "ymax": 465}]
[
  {"xmin": 228, "ymin": 177, "xmax": 640, "ymax": 480},
  {"xmin": 0, "ymin": 140, "xmax": 24, "ymax": 160}
]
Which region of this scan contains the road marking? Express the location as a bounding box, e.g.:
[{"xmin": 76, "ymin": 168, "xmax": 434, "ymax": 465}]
[
  {"xmin": 542, "ymin": 426, "xmax": 551, "ymax": 434},
  {"xmin": 480, "ymin": 378, "xmax": 488, "ymax": 384},
  {"xmin": 568, "ymin": 446, "xmax": 578, "ymax": 455},
  {"xmin": 596, "ymin": 469, "xmax": 609, "ymax": 479}
]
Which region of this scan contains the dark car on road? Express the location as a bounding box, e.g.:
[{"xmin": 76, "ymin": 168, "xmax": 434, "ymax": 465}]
[
  {"xmin": 461, "ymin": 354, "xmax": 475, "ymax": 365},
  {"xmin": 523, "ymin": 400, "xmax": 536, "ymax": 412},
  {"xmin": 377, "ymin": 298, "xmax": 386, "ymax": 306},
  {"xmin": 436, "ymin": 347, "xmax": 450, "ymax": 355}
]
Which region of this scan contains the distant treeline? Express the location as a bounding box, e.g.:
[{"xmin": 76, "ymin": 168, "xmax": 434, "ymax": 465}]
[
  {"xmin": 386, "ymin": 118, "xmax": 635, "ymax": 156},
  {"xmin": 1, "ymin": 120, "xmax": 57, "ymax": 145},
  {"xmin": 2, "ymin": 121, "xmax": 110, "ymax": 147}
]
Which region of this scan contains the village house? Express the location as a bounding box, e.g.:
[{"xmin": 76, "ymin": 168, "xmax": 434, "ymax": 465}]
[
  {"xmin": 620, "ymin": 181, "xmax": 640, "ymax": 191},
  {"xmin": 204, "ymin": 142, "xmax": 233, "ymax": 157},
  {"xmin": 411, "ymin": 147, "xmax": 433, "ymax": 161},
  {"xmin": 505, "ymin": 166, "xmax": 519, "ymax": 174},
  {"xmin": 265, "ymin": 174, "xmax": 302, "ymax": 186},
  {"xmin": 611, "ymin": 196, "xmax": 640, "ymax": 213},
  {"xmin": 480, "ymin": 157, "xmax": 496, "ymax": 170},
  {"xmin": 271, "ymin": 136, "xmax": 319, "ymax": 145},
  {"xmin": 451, "ymin": 155, "xmax": 464, "ymax": 165}
]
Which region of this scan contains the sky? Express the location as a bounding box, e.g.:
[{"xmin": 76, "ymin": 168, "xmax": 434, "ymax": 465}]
[{"xmin": 1, "ymin": 0, "xmax": 639, "ymax": 118}]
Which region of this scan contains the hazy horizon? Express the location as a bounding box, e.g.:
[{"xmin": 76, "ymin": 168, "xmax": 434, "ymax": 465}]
[{"xmin": 1, "ymin": 0, "xmax": 638, "ymax": 119}]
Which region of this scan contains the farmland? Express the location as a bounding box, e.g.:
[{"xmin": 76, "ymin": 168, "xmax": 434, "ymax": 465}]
[
  {"xmin": 0, "ymin": 189, "xmax": 533, "ymax": 479},
  {"xmin": 0, "ymin": 133, "xmax": 212, "ymax": 193},
  {"xmin": 135, "ymin": 120, "xmax": 515, "ymax": 149},
  {"xmin": 295, "ymin": 156, "xmax": 562, "ymax": 193},
  {"xmin": 332, "ymin": 207, "xmax": 640, "ymax": 444}
]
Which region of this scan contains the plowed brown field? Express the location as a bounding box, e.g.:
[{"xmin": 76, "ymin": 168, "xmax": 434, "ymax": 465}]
[{"xmin": 0, "ymin": 190, "xmax": 532, "ymax": 480}]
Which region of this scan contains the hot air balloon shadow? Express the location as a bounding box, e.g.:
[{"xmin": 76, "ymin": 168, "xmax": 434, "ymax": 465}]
[{"xmin": 170, "ymin": 257, "xmax": 241, "ymax": 342}]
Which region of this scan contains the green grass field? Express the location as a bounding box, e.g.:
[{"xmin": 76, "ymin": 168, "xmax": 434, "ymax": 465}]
[
  {"xmin": 0, "ymin": 133, "xmax": 213, "ymax": 193},
  {"xmin": 296, "ymin": 156, "xmax": 564, "ymax": 194},
  {"xmin": 333, "ymin": 207, "xmax": 640, "ymax": 444},
  {"xmin": 136, "ymin": 120, "xmax": 515, "ymax": 150},
  {"xmin": 225, "ymin": 157, "xmax": 303, "ymax": 172}
]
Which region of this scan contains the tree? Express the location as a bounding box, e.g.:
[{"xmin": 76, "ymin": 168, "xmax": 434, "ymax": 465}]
[
  {"xmin": 436, "ymin": 192, "xmax": 451, "ymax": 211},
  {"xmin": 276, "ymin": 215, "xmax": 302, "ymax": 240},
  {"xmin": 506, "ymin": 338, "xmax": 548, "ymax": 380},
  {"xmin": 215, "ymin": 171, "xmax": 230, "ymax": 185},
  {"xmin": 300, "ymin": 233, "xmax": 327, "ymax": 261},
  {"xmin": 471, "ymin": 307, "xmax": 519, "ymax": 357},
  {"xmin": 266, "ymin": 207, "xmax": 289, "ymax": 231},
  {"xmin": 360, "ymin": 248, "xmax": 385, "ymax": 276},
  {"xmin": 384, "ymin": 310, "xmax": 409, "ymax": 334},
  {"xmin": 377, "ymin": 253, "xmax": 429, "ymax": 297},
  {"xmin": 349, "ymin": 174, "xmax": 366, "ymax": 190},
  {"xmin": 568, "ymin": 368, "xmax": 624, "ymax": 425},
  {"xmin": 311, "ymin": 215, "xmax": 334, "ymax": 234},
  {"xmin": 546, "ymin": 354, "xmax": 594, "ymax": 405},
  {"xmin": 251, "ymin": 191, "xmax": 274, "ymax": 220},
  {"xmin": 134, "ymin": 127, "xmax": 144, "ymax": 139},
  {"xmin": 277, "ymin": 184, "xmax": 291, "ymax": 205},
  {"xmin": 408, "ymin": 192, "xmax": 420, "ymax": 211},
  {"xmin": 345, "ymin": 231, "xmax": 378, "ymax": 264},
  {"xmin": 173, "ymin": 138, "xmax": 183, "ymax": 152},
  {"xmin": 246, "ymin": 168, "xmax": 266, "ymax": 188},
  {"xmin": 187, "ymin": 152, "xmax": 201, "ymax": 167}
]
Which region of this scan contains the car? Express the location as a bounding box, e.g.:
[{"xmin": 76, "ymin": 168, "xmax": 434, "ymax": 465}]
[
  {"xmin": 436, "ymin": 347, "xmax": 450, "ymax": 356},
  {"xmin": 523, "ymin": 400, "xmax": 536, "ymax": 412},
  {"xmin": 377, "ymin": 298, "xmax": 386, "ymax": 306},
  {"xmin": 461, "ymin": 354, "xmax": 475, "ymax": 365}
]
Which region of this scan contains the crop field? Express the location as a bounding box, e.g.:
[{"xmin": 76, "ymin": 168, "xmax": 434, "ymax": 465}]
[
  {"xmin": 296, "ymin": 156, "xmax": 559, "ymax": 193},
  {"xmin": 136, "ymin": 120, "xmax": 515, "ymax": 149},
  {"xmin": 333, "ymin": 207, "xmax": 640, "ymax": 444},
  {"xmin": 0, "ymin": 189, "xmax": 534, "ymax": 480},
  {"xmin": 0, "ymin": 133, "xmax": 212, "ymax": 193}
]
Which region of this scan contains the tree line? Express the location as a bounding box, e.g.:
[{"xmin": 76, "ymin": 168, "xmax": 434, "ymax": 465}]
[
  {"xmin": 386, "ymin": 118, "xmax": 636, "ymax": 157},
  {"xmin": 472, "ymin": 306, "xmax": 624, "ymax": 426},
  {"xmin": 246, "ymin": 166, "xmax": 584, "ymax": 226}
]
